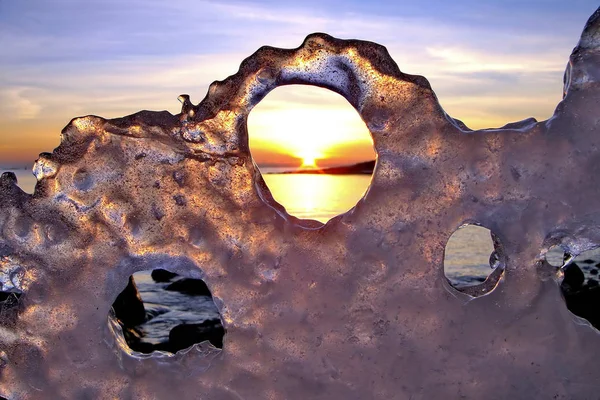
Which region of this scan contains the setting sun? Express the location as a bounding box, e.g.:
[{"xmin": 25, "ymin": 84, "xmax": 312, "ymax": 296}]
[
  {"xmin": 248, "ymin": 85, "xmax": 375, "ymax": 170},
  {"xmin": 301, "ymin": 155, "xmax": 317, "ymax": 168}
]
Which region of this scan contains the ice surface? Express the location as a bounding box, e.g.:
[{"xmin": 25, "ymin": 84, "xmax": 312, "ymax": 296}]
[{"xmin": 1, "ymin": 7, "xmax": 600, "ymax": 399}]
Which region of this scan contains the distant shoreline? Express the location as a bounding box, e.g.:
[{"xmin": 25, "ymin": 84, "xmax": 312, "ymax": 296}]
[
  {"xmin": 0, "ymin": 167, "xmax": 29, "ymax": 171},
  {"xmin": 2, "ymin": 161, "xmax": 377, "ymax": 175},
  {"xmin": 264, "ymin": 160, "xmax": 375, "ymax": 175}
]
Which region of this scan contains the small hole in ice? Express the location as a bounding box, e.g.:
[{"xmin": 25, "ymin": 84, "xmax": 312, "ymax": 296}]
[
  {"xmin": 110, "ymin": 269, "xmax": 224, "ymax": 355},
  {"xmin": 247, "ymin": 85, "xmax": 376, "ymax": 223},
  {"xmin": 545, "ymin": 245, "xmax": 565, "ymax": 267},
  {"xmin": 444, "ymin": 224, "xmax": 503, "ymax": 296},
  {"xmin": 559, "ymin": 248, "xmax": 600, "ymax": 330}
]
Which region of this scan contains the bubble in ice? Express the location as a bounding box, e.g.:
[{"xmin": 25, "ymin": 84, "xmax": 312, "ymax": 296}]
[{"xmin": 1, "ymin": 8, "xmax": 600, "ymax": 399}]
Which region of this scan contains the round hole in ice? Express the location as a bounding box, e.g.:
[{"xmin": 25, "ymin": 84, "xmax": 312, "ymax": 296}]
[
  {"xmin": 443, "ymin": 224, "xmax": 504, "ymax": 297},
  {"xmin": 247, "ymin": 85, "xmax": 376, "ymax": 224},
  {"xmin": 109, "ymin": 269, "xmax": 225, "ymax": 355}
]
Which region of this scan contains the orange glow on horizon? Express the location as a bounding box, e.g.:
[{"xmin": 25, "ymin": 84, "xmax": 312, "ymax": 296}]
[{"xmin": 247, "ymin": 85, "xmax": 375, "ymax": 169}]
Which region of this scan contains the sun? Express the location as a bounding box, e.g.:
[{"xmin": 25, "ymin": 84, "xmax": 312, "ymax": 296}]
[
  {"xmin": 297, "ymin": 149, "xmax": 320, "ymax": 168},
  {"xmin": 301, "ymin": 156, "xmax": 316, "ymax": 168}
]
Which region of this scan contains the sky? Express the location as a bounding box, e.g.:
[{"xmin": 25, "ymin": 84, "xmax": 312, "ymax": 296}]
[{"xmin": 0, "ymin": 0, "xmax": 598, "ymax": 169}]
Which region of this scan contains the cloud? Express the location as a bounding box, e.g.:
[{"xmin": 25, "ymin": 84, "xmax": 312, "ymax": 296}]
[
  {"xmin": 0, "ymin": 53, "xmax": 246, "ymax": 121},
  {"xmin": 0, "ymin": 87, "xmax": 43, "ymax": 120},
  {"xmin": 424, "ymin": 46, "xmax": 566, "ymax": 74}
]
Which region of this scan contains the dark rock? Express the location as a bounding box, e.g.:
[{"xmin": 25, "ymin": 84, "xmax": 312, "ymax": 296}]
[
  {"xmin": 588, "ymin": 279, "xmax": 599, "ymax": 287},
  {"xmin": 592, "ymin": 269, "xmax": 599, "ymax": 275},
  {"xmin": 121, "ymin": 324, "xmax": 143, "ymax": 341},
  {"xmin": 126, "ymin": 337, "xmax": 159, "ymax": 354},
  {"xmin": 167, "ymin": 320, "xmax": 225, "ymax": 352},
  {"xmin": 165, "ymin": 278, "xmax": 212, "ymax": 296},
  {"xmin": 562, "ymin": 285, "xmax": 600, "ymax": 330},
  {"xmin": 582, "ymin": 259, "xmax": 595, "ymax": 264},
  {"xmin": 562, "ymin": 263, "xmax": 585, "ymax": 291},
  {"xmin": 151, "ymin": 268, "xmax": 178, "ymax": 282},
  {"xmin": 112, "ymin": 276, "xmax": 146, "ymax": 327}
]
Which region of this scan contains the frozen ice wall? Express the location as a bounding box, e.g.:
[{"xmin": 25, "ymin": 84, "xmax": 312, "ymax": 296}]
[{"xmin": 1, "ymin": 7, "xmax": 600, "ymax": 399}]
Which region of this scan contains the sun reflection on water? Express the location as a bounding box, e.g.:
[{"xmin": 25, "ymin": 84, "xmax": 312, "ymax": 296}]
[{"xmin": 261, "ymin": 174, "xmax": 372, "ymax": 223}]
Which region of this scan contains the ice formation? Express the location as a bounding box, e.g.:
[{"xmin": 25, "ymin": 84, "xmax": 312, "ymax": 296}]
[{"xmin": 1, "ymin": 7, "xmax": 600, "ymax": 399}]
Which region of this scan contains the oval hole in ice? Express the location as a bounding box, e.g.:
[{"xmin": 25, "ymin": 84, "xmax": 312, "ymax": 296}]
[
  {"xmin": 109, "ymin": 269, "xmax": 224, "ymax": 355},
  {"xmin": 559, "ymin": 248, "xmax": 600, "ymax": 330},
  {"xmin": 545, "ymin": 245, "xmax": 566, "ymax": 267},
  {"xmin": 444, "ymin": 224, "xmax": 504, "ymax": 297},
  {"xmin": 247, "ymin": 85, "xmax": 376, "ymax": 223}
]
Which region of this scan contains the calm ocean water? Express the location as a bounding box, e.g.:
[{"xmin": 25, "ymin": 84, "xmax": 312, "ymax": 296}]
[{"xmin": 262, "ymin": 173, "xmax": 372, "ymax": 222}]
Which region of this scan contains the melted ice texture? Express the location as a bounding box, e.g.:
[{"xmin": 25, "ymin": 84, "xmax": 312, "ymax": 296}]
[{"xmin": 1, "ymin": 8, "xmax": 600, "ymax": 399}]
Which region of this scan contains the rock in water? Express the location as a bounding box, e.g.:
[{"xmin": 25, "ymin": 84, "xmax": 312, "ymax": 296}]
[
  {"xmin": 563, "ymin": 286, "xmax": 600, "ymax": 328},
  {"xmin": 150, "ymin": 268, "xmax": 178, "ymax": 282},
  {"xmin": 562, "ymin": 263, "xmax": 585, "ymax": 291},
  {"xmin": 165, "ymin": 278, "xmax": 212, "ymax": 296},
  {"xmin": 167, "ymin": 320, "xmax": 225, "ymax": 351},
  {"xmin": 112, "ymin": 276, "xmax": 146, "ymax": 327}
]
